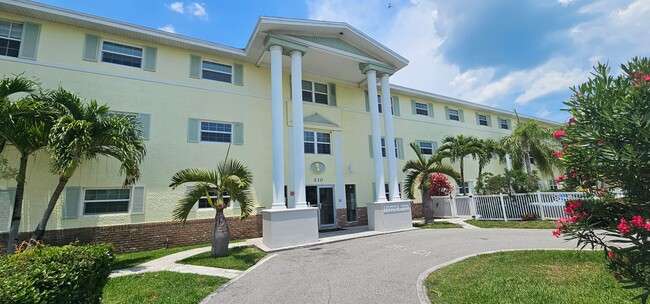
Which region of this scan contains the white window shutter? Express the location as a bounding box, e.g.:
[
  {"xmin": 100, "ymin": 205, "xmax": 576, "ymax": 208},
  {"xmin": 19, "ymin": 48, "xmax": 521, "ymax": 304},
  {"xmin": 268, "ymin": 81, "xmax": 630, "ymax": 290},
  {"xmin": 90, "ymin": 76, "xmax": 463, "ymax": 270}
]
[{"xmin": 131, "ymin": 186, "xmax": 145, "ymax": 214}]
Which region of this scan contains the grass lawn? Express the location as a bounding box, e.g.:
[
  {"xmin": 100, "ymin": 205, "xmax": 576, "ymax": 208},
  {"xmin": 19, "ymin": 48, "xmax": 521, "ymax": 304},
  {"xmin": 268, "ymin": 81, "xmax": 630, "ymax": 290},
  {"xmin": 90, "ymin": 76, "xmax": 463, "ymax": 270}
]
[
  {"xmin": 414, "ymin": 222, "xmax": 463, "ymax": 229},
  {"xmin": 466, "ymin": 219, "xmax": 557, "ymax": 229},
  {"xmin": 111, "ymin": 239, "xmax": 245, "ymax": 270},
  {"xmin": 426, "ymin": 250, "xmax": 639, "ymax": 304},
  {"xmin": 102, "ymin": 271, "xmax": 227, "ymax": 304},
  {"xmin": 177, "ymin": 246, "xmax": 266, "ymax": 270}
]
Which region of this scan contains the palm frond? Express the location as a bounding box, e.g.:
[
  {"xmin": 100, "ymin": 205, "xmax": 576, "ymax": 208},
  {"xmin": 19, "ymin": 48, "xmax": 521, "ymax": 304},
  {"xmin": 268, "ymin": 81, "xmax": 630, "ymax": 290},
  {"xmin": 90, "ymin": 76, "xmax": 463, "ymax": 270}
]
[
  {"xmin": 169, "ymin": 168, "xmax": 218, "ymax": 189},
  {"xmin": 0, "ymin": 74, "xmax": 36, "ymax": 100},
  {"xmin": 172, "ymin": 185, "xmax": 208, "ymax": 224}
]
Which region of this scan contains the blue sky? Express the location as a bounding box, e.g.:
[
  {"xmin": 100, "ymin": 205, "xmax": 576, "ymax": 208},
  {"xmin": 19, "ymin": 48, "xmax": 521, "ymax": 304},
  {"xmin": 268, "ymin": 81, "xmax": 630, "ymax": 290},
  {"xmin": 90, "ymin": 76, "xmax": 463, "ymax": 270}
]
[{"xmin": 36, "ymin": 0, "xmax": 650, "ymax": 122}]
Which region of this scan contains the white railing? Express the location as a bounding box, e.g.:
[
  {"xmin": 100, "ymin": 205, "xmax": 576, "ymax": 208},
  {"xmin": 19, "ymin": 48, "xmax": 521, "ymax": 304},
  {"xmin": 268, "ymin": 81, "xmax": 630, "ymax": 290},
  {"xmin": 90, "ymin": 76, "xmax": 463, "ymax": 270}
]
[{"xmin": 438, "ymin": 191, "xmax": 603, "ymax": 221}]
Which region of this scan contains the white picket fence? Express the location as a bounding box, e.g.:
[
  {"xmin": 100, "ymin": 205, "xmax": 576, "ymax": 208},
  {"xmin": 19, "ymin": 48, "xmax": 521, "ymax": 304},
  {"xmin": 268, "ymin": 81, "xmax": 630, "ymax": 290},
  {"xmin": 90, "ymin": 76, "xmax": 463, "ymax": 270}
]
[{"xmin": 433, "ymin": 191, "xmax": 622, "ymax": 221}]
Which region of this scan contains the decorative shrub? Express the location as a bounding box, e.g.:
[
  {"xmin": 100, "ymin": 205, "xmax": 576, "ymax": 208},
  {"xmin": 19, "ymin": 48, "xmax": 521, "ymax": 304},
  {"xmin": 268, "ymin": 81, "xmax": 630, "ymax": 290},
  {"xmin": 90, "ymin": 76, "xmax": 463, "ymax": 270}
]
[
  {"xmin": 0, "ymin": 242, "xmax": 115, "ymax": 304},
  {"xmin": 555, "ymin": 57, "xmax": 650, "ymax": 302},
  {"xmin": 521, "ymin": 213, "xmax": 540, "ymax": 221},
  {"xmin": 427, "ymin": 173, "xmax": 454, "ymax": 196},
  {"xmin": 475, "ymin": 170, "xmax": 540, "ymax": 195}
]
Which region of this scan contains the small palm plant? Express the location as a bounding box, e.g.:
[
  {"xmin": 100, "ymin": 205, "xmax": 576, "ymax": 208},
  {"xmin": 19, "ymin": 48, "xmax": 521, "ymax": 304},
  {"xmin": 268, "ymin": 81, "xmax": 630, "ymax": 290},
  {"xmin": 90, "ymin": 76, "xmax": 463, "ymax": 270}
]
[
  {"xmin": 437, "ymin": 134, "xmax": 482, "ymax": 195},
  {"xmin": 403, "ymin": 142, "xmax": 460, "ymax": 224},
  {"xmin": 169, "ymin": 153, "xmax": 254, "ymax": 257}
]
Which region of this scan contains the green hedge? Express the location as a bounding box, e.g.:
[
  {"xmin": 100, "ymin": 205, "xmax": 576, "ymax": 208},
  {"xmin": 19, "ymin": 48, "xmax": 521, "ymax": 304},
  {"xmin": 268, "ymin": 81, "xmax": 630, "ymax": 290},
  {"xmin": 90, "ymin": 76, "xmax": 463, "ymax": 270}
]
[{"xmin": 0, "ymin": 243, "xmax": 115, "ymax": 304}]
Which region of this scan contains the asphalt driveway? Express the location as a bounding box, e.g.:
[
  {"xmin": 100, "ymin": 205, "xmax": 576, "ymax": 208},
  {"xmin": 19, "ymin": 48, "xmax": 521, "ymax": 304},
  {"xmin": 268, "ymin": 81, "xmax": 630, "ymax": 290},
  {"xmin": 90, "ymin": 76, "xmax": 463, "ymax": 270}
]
[{"xmin": 203, "ymin": 228, "xmax": 579, "ymax": 304}]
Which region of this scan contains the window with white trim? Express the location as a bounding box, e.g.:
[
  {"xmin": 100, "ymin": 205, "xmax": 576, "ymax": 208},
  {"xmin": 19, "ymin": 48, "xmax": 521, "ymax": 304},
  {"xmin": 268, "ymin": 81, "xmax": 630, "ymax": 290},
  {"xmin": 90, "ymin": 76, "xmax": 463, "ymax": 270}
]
[
  {"xmin": 200, "ymin": 121, "xmax": 232, "ymax": 143},
  {"xmin": 419, "ymin": 141, "xmax": 434, "ymax": 155},
  {"xmin": 499, "ymin": 118, "xmax": 510, "ymax": 130},
  {"xmin": 101, "ymin": 41, "xmax": 143, "ymax": 68},
  {"xmin": 548, "ymin": 179, "xmax": 559, "ymax": 191},
  {"xmin": 381, "ymin": 138, "xmax": 398, "ymax": 158},
  {"xmin": 377, "ymin": 95, "xmax": 394, "ymax": 114},
  {"xmin": 448, "ymin": 108, "xmax": 460, "ymax": 121},
  {"xmin": 202, "ymin": 60, "xmax": 232, "ymax": 83},
  {"xmin": 198, "ymin": 191, "xmax": 230, "ymax": 209},
  {"xmin": 0, "ymin": 20, "xmax": 22, "ymax": 58},
  {"xmin": 302, "ymin": 81, "xmax": 329, "ymax": 105},
  {"xmin": 415, "ymin": 102, "xmax": 428, "ymax": 116},
  {"xmin": 83, "ymin": 188, "xmax": 130, "ymax": 215},
  {"xmin": 304, "ymin": 131, "xmax": 331, "ymax": 154},
  {"xmin": 478, "ymin": 114, "xmax": 488, "ymax": 126}
]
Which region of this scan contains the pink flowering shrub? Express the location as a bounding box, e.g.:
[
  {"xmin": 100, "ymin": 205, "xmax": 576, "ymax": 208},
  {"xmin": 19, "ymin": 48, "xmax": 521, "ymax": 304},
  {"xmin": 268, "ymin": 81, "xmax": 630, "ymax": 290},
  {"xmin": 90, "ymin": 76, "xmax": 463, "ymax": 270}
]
[
  {"xmin": 426, "ymin": 173, "xmax": 454, "ymax": 196},
  {"xmin": 554, "ymin": 57, "xmax": 650, "ymax": 302}
]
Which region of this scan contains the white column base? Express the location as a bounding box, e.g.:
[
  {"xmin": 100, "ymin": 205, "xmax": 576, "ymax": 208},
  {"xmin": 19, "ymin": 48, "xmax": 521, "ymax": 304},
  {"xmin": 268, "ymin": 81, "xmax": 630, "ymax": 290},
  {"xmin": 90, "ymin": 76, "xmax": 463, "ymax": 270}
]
[
  {"xmin": 262, "ymin": 208, "xmax": 318, "ymax": 249},
  {"xmin": 367, "ymin": 200, "xmax": 413, "ymax": 231}
]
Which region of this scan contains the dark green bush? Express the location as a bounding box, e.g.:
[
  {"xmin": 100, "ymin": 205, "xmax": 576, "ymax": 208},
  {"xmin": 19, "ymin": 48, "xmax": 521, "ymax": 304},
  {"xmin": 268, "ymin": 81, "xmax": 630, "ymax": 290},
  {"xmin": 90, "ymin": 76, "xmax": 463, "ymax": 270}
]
[
  {"xmin": 521, "ymin": 213, "xmax": 540, "ymax": 221},
  {"xmin": 0, "ymin": 243, "xmax": 114, "ymax": 304}
]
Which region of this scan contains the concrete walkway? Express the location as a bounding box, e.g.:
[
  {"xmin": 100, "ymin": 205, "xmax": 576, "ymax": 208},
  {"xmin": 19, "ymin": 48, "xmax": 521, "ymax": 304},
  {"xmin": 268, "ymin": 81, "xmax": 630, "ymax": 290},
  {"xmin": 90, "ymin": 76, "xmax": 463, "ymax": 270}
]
[{"xmin": 110, "ymin": 241, "xmax": 255, "ymax": 279}]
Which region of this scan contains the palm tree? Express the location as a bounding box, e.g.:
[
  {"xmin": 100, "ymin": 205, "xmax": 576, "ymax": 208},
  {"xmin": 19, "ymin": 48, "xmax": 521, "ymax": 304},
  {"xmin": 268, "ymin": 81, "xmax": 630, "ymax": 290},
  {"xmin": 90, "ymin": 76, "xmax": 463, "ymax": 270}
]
[
  {"xmin": 29, "ymin": 88, "xmax": 147, "ymax": 243},
  {"xmin": 475, "ymin": 138, "xmax": 506, "ymax": 179},
  {"xmin": 500, "ymin": 119, "xmax": 556, "ymax": 176},
  {"xmin": 403, "ymin": 142, "xmax": 460, "ymax": 224},
  {"xmin": 0, "ymin": 75, "xmax": 54, "ymax": 253},
  {"xmin": 169, "ymin": 156, "xmax": 254, "ymax": 257},
  {"xmin": 437, "ymin": 135, "xmax": 482, "ymax": 195}
]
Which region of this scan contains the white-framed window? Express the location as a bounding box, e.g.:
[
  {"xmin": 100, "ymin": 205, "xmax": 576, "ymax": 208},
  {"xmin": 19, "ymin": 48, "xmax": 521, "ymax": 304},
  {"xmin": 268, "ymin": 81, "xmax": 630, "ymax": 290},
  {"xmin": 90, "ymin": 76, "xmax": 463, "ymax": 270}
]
[
  {"xmin": 202, "ymin": 60, "xmax": 232, "ymax": 83},
  {"xmin": 83, "ymin": 188, "xmax": 130, "ymax": 215},
  {"xmin": 415, "ymin": 102, "xmax": 429, "ymax": 116},
  {"xmin": 101, "ymin": 41, "xmax": 143, "ymax": 68},
  {"xmin": 302, "ymin": 81, "xmax": 329, "ymax": 105},
  {"xmin": 457, "ymin": 182, "xmax": 470, "ymax": 195},
  {"xmin": 383, "ymin": 183, "xmax": 402, "ymax": 201},
  {"xmin": 448, "ymin": 108, "xmax": 460, "ymax": 121},
  {"xmin": 499, "ymin": 118, "xmax": 510, "ymax": 130},
  {"xmin": 381, "ymin": 138, "xmax": 398, "ymax": 158},
  {"xmin": 377, "ymin": 95, "xmax": 395, "ymax": 115},
  {"xmin": 186, "ymin": 186, "xmax": 232, "ymax": 209},
  {"xmin": 419, "ymin": 141, "xmax": 434, "ymax": 155},
  {"xmin": 548, "ymin": 179, "xmax": 559, "ymax": 191},
  {"xmin": 478, "ymin": 114, "xmax": 488, "ymax": 126},
  {"xmin": 0, "ymin": 20, "xmax": 22, "ymax": 58},
  {"xmin": 304, "ymin": 131, "xmax": 331, "ymax": 154},
  {"xmin": 200, "ymin": 121, "xmax": 232, "ymax": 143}
]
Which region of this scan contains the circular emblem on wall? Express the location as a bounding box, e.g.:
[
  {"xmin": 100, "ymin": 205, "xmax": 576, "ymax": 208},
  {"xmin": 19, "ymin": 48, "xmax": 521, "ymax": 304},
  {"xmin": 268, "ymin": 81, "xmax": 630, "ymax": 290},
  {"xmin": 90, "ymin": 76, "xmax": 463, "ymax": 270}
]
[{"xmin": 310, "ymin": 161, "xmax": 326, "ymax": 174}]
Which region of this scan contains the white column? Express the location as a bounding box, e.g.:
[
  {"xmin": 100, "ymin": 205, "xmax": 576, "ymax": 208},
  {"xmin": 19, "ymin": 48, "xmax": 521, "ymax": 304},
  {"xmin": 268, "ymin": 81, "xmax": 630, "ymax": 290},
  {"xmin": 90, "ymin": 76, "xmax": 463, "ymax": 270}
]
[
  {"xmin": 270, "ymin": 45, "xmax": 285, "ymax": 209},
  {"xmin": 290, "ymin": 50, "xmax": 308, "ymax": 208},
  {"xmin": 367, "ymin": 70, "xmax": 387, "ymax": 202},
  {"xmin": 381, "ymin": 73, "xmax": 400, "ymax": 201}
]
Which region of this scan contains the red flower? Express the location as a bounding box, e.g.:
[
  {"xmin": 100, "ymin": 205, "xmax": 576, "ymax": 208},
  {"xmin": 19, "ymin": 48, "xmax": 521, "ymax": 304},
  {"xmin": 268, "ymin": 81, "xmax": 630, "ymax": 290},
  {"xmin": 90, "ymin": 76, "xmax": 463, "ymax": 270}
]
[
  {"xmin": 555, "ymin": 175, "xmax": 565, "ymax": 183},
  {"xmin": 563, "ymin": 145, "xmax": 569, "ymax": 150},
  {"xmin": 645, "ymin": 75, "xmax": 650, "ymax": 81},
  {"xmin": 553, "ymin": 151, "xmax": 564, "ymax": 158},
  {"xmin": 608, "ymin": 251, "xmax": 615, "ymax": 259},
  {"xmin": 553, "ymin": 130, "xmax": 566, "ymax": 139},
  {"xmin": 552, "ymin": 229, "xmax": 561, "ymax": 238},
  {"xmin": 645, "ymin": 222, "xmax": 650, "ymax": 231},
  {"xmin": 618, "ymin": 219, "xmax": 631, "ymax": 234},
  {"xmin": 631, "ymin": 215, "xmax": 644, "ymax": 228},
  {"xmin": 558, "ymin": 218, "xmax": 569, "ymax": 224},
  {"xmin": 568, "ymin": 117, "xmax": 575, "ymax": 125}
]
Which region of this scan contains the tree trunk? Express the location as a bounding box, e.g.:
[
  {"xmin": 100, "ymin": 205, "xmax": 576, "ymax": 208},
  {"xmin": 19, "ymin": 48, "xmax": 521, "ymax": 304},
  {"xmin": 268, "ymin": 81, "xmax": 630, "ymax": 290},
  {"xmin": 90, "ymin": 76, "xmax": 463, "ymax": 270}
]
[
  {"xmin": 30, "ymin": 175, "xmax": 69, "ymax": 244},
  {"xmin": 524, "ymin": 145, "xmax": 532, "ymax": 176},
  {"xmin": 211, "ymin": 208, "xmax": 230, "ymax": 257},
  {"xmin": 478, "ymin": 165, "xmax": 483, "ymax": 182},
  {"xmin": 422, "ymin": 188, "xmax": 435, "ymax": 224},
  {"xmin": 460, "ymin": 158, "xmax": 465, "ymax": 195},
  {"xmin": 7, "ymin": 154, "xmax": 28, "ymax": 254}
]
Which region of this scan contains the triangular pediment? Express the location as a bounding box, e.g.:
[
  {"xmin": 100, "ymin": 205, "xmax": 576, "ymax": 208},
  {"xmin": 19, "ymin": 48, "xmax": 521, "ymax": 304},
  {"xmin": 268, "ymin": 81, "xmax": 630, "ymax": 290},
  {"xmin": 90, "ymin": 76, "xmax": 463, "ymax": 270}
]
[
  {"xmin": 291, "ymin": 35, "xmax": 379, "ymax": 61},
  {"xmin": 304, "ymin": 113, "xmax": 339, "ymax": 127}
]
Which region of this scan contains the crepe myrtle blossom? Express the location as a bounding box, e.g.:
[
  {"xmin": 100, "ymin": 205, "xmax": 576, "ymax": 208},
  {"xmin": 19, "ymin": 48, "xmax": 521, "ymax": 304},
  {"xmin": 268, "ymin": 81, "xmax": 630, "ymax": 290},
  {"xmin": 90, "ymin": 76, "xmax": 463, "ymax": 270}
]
[
  {"xmin": 617, "ymin": 218, "xmax": 631, "ymax": 234},
  {"xmin": 553, "ymin": 130, "xmax": 566, "ymax": 140}
]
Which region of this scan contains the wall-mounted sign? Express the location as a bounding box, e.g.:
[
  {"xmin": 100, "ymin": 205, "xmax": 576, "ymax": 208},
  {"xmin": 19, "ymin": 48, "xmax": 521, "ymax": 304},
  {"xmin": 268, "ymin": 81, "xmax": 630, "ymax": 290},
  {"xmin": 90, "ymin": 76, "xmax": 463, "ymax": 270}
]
[
  {"xmin": 310, "ymin": 161, "xmax": 326, "ymax": 173},
  {"xmin": 383, "ymin": 204, "xmax": 411, "ymax": 214}
]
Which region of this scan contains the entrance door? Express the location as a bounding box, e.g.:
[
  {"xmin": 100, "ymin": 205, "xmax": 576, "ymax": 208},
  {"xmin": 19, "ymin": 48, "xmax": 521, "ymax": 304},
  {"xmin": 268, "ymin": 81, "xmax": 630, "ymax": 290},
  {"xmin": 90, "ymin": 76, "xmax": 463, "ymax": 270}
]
[{"xmin": 305, "ymin": 186, "xmax": 335, "ymax": 229}]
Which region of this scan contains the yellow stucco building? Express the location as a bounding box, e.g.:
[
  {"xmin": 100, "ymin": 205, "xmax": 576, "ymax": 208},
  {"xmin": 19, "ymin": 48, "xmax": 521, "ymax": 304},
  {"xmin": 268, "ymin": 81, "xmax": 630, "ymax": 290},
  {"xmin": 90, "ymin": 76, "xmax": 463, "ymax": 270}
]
[{"xmin": 0, "ymin": 0, "xmax": 558, "ymax": 251}]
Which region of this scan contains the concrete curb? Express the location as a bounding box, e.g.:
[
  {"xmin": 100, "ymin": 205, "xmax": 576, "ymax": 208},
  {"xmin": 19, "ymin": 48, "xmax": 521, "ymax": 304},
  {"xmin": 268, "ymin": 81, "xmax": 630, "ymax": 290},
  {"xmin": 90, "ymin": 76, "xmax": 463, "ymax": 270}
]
[{"xmin": 416, "ymin": 248, "xmax": 584, "ymax": 304}]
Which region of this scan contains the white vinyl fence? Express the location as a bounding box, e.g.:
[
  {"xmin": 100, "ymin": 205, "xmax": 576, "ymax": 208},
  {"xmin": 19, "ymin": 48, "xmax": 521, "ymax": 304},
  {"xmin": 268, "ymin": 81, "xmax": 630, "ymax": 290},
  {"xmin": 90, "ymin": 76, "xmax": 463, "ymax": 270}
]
[{"xmin": 433, "ymin": 192, "xmax": 599, "ymax": 221}]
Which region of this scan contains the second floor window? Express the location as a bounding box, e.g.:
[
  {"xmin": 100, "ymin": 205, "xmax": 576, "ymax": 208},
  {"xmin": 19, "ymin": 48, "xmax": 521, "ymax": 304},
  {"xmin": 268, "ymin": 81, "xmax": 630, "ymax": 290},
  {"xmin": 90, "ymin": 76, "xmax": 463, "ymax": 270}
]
[
  {"xmin": 200, "ymin": 121, "xmax": 232, "ymax": 143},
  {"xmin": 478, "ymin": 114, "xmax": 488, "ymax": 126},
  {"xmin": 448, "ymin": 109, "xmax": 460, "ymax": 121},
  {"xmin": 202, "ymin": 61, "xmax": 232, "ymax": 83},
  {"xmin": 0, "ymin": 20, "xmax": 22, "ymax": 58},
  {"xmin": 302, "ymin": 81, "xmax": 329, "ymax": 105},
  {"xmin": 102, "ymin": 41, "xmax": 143, "ymax": 68},
  {"xmin": 415, "ymin": 102, "xmax": 429, "ymax": 116},
  {"xmin": 304, "ymin": 131, "xmax": 331, "ymax": 154}
]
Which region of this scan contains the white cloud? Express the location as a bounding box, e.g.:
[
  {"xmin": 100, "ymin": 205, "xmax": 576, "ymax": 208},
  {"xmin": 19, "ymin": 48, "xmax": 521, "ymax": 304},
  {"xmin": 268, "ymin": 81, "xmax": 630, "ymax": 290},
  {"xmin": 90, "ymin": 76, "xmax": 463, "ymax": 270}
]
[
  {"xmin": 158, "ymin": 24, "xmax": 176, "ymax": 33},
  {"xmin": 557, "ymin": 0, "xmax": 574, "ymax": 6},
  {"xmin": 165, "ymin": 2, "xmax": 208, "ymax": 19},
  {"xmin": 187, "ymin": 3, "xmax": 208, "ymax": 19},
  {"xmin": 536, "ymin": 105, "xmax": 551, "ymax": 118},
  {"xmin": 166, "ymin": 2, "xmax": 184, "ymax": 14}
]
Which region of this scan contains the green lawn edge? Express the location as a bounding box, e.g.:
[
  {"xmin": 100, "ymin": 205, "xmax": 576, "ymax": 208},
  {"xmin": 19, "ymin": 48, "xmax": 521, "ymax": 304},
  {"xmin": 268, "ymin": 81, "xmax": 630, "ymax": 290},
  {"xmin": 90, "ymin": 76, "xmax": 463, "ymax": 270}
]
[
  {"xmin": 414, "ymin": 222, "xmax": 463, "ymax": 229},
  {"xmin": 466, "ymin": 219, "xmax": 557, "ymax": 229},
  {"xmin": 177, "ymin": 246, "xmax": 267, "ymax": 271}
]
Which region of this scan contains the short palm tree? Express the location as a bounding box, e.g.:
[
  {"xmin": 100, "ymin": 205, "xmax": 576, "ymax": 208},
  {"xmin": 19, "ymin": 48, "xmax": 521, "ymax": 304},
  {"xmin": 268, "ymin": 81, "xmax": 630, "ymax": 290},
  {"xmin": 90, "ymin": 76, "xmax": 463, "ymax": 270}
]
[
  {"xmin": 403, "ymin": 142, "xmax": 460, "ymax": 224},
  {"xmin": 0, "ymin": 75, "xmax": 54, "ymax": 254},
  {"xmin": 437, "ymin": 135, "xmax": 482, "ymax": 195},
  {"xmin": 476, "ymin": 138, "xmax": 506, "ymax": 179},
  {"xmin": 30, "ymin": 88, "xmax": 147, "ymax": 243},
  {"xmin": 501, "ymin": 119, "xmax": 556, "ymax": 176},
  {"xmin": 169, "ymin": 156, "xmax": 254, "ymax": 257}
]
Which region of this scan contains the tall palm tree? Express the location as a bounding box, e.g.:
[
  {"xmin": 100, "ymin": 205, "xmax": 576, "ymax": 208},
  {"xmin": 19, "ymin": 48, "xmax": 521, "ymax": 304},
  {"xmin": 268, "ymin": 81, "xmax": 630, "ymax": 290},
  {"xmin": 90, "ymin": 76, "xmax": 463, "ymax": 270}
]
[
  {"xmin": 30, "ymin": 88, "xmax": 147, "ymax": 243},
  {"xmin": 437, "ymin": 135, "xmax": 482, "ymax": 195},
  {"xmin": 500, "ymin": 119, "xmax": 556, "ymax": 176},
  {"xmin": 169, "ymin": 156, "xmax": 254, "ymax": 257},
  {"xmin": 403, "ymin": 142, "xmax": 460, "ymax": 224},
  {"xmin": 475, "ymin": 138, "xmax": 506, "ymax": 180},
  {"xmin": 0, "ymin": 75, "xmax": 54, "ymax": 253}
]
